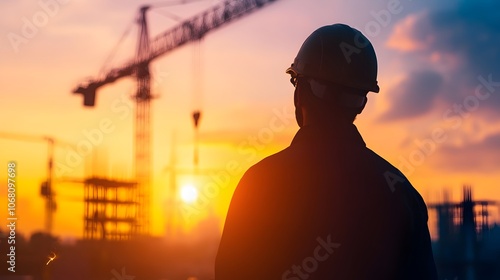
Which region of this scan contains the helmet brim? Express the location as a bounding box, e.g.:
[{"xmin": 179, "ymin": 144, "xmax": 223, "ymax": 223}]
[{"xmin": 285, "ymin": 66, "xmax": 297, "ymax": 76}]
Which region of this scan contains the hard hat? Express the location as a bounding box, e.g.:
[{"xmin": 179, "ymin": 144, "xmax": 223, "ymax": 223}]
[{"xmin": 286, "ymin": 24, "xmax": 379, "ymax": 94}]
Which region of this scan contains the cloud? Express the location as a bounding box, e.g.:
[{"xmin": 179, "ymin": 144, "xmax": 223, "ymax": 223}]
[
  {"xmin": 386, "ymin": 13, "xmax": 433, "ymax": 52},
  {"xmin": 424, "ymin": 2, "xmax": 500, "ymax": 78},
  {"xmin": 383, "ymin": 0, "xmax": 500, "ymax": 121},
  {"xmin": 380, "ymin": 70, "xmax": 443, "ymax": 121},
  {"xmin": 432, "ymin": 131, "xmax": 500, "ymax": 173},
  {"xmin": 387, "ymin": 1, "xmax": 500, "ymax": 73}
]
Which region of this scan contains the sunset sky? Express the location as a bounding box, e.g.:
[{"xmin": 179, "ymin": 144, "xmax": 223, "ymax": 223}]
[{"xmin": 1, "ymin": 0, "xmax": 499, "ymax": 240}]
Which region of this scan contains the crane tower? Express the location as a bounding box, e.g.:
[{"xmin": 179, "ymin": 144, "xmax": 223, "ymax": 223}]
[
  {"xmin": 0, "ymin": 133, "xmax": 76, "ymax": 234},
  {"xmin": 73, "ymin": 0, "xmax": 279, "ymax": 236}
]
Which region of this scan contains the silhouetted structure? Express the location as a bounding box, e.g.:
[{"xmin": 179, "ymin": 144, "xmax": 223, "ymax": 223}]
[
  {"xmin": 0, "ymin": 229, "xmax": 219, "ymax": 280},
  {"xmin": 431, "ymin": 186, "xmax": 500, "ymax": 280},
  {"xmin": 72, "ymin": 0, "xmax": 280, "ymax": 237},
  {"xmin": 83, "ymin": 177, "xmax": 138, "ymax": 240},
  {"xmin": 0, "ymin": 132, "xmax": 69, "ymax": 235}
]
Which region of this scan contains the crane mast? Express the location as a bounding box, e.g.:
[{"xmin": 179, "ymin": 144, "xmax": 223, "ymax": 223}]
[
  {"xmin": 135, "ymin": 6, "xmax": 152, "ymax": 235},
  {"xmin": 0, "ymin": 133, "xmax": 63, "ymax": 235},
  {"xmin": 73, "ymin": 0, "xmax": 279, "ymax": 236}
]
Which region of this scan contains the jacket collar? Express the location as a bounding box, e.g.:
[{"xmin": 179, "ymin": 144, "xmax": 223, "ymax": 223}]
[{"xmin": 291, "ymin": 123, "xmax": 366, "ymax": 149}]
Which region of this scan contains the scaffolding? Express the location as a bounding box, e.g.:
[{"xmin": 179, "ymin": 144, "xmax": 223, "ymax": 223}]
[
  {"xmin": 83, "ymin": 177, "xmax": 138, "ymax": 240},
  {"xmin": 430, "ymin": 186, "xmax": 500, "ymax": 280}
]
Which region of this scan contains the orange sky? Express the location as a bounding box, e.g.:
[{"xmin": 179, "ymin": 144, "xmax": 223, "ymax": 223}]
[{"xmin": 1, "ymin": 0, "xmax": 499, "ymax": 241}]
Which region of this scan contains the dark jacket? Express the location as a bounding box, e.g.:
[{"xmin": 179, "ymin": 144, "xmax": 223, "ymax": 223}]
[{"xmin": 215, "ymin": 123, "xmax": 438, "ymax": 279}]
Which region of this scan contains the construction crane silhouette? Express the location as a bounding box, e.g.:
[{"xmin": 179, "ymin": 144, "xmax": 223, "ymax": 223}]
[
  {"xmin": 72, "ymin": 0, "xmax": 280, "ymax": 235},
  {"xmin": 0, "ymin": 132, "xmax": 73, "ymax": 235}
]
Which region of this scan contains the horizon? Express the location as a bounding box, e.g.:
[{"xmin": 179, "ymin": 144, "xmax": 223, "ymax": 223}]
[{"xmin": 1, "ymin": 0, "xmax": 499, "ymax": 246}]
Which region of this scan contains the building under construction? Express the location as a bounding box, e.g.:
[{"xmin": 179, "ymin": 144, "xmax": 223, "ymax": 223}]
[
  {"xmin": 83, "ymin": 178, "xmax": 138, "ymax": 240},
  {"xmin": 72, "ymin": 0, "xmax": 280, "ymax": 239},
  {"xmin": 431, "ymin": 186, "xmax": 500, "ymax": 280}
]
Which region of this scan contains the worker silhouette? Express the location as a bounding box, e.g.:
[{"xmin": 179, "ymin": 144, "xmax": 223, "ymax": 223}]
[{"xmin": 215, "ymin": 24, "xmax": 438, "ymax": 280}]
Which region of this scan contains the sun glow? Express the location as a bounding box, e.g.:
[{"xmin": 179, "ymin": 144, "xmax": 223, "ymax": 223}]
[{"xmin": 180, "ymin": 184, "xmax": 198, "ymax": 204}]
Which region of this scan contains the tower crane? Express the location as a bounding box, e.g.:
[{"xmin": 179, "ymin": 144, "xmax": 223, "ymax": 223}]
[
  {"xmin": 0, "ymin": 132, "xmax": 73, "ymax": 235},
  {"xmin": 73, "ymin": 0, "xmax": 280, "ymax": 235}
]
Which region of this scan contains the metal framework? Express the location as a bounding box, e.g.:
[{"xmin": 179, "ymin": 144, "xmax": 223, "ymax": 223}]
[
  {"xmin": 73, "ymin": 0, "xmax": 279, "ymax": 236},
  {"xmin": 83, "ymin": 178, "xmax": 138, "ymax": 240},
  {"xmin": 0, "ymin": 132, "xmax": 66, "ymax": 235},
  {"xmin": 430, "ymin": 186, "xmax": 500, "ymax": 280}
]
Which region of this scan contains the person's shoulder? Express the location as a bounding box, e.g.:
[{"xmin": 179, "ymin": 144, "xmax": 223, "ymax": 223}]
[
  {"xmin": 232, "ymin": 147, "xmax": 295, "ymax": 198},
  {"xmin": 364, "ymin": 147, "xmax": 429, "ymax": 209},
  {"xmin": 238, "ymin": 145, "xmax": 303, "ymax": 187},
  {"xmin": 364, "ymin": 147, "xmax": 407, "ymax": 177},
  {"xmin": 362, "ymin": 147, "xmax": 420, "ymax": 193},
  {"xmin": 244, "ymin": 146, "xmax": 294, "ymax": 175}
]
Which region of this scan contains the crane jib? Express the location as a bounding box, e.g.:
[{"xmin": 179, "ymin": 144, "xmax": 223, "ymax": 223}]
[
  {"xmin": 72, "ymin": 0, "xmax": 280, "ymax": 236},
  {"xmin": 73, "ymin": 0, "xmax": 280, "ymax": 105}
]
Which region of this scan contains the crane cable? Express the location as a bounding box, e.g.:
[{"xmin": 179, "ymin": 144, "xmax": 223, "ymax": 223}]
[
  {"xmin": 98, "ymin": 18, "xmax": 135, "ymax": 77},
  {"xmin": 151, "ymin": 9, "xmax": 184, "ymax": 22},
  {"xmin": 98, "ymin": 0, "xmax": 218, "ymax": 78},
  {"xmin": 192, "ymin": 38, "xmax": 203, "ymax": 172},
  {"xmin": 150, "ymin": 0, "xmax": 218, "ymax": 23},
  {"xmin": 151, "ymin": 0, "xmax": 214, "ymax": 9}
]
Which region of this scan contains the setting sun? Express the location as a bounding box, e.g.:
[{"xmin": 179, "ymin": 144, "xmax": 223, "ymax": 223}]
[
  {"xmin": 180, "ymin": 184, "xmax": 198, "ymax": 204},
  {"xmin": 1, "ymin": 0, "xmax": 499, "ymax": 279}
]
